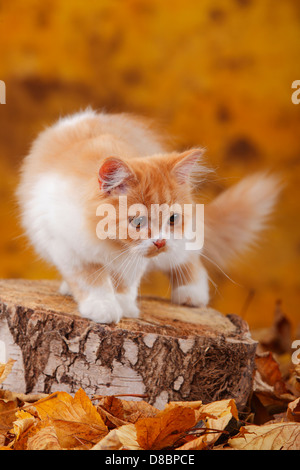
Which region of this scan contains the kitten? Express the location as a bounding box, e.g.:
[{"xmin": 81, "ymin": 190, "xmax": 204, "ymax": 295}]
[{"xmin": 17, "ymin": 109, "xmax": 280, "ymax": 323}]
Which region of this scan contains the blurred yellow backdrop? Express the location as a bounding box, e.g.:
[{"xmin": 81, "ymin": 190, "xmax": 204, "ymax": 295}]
[{"xmin": 0, "ymin": 0, "xmax": 299, "ymax": 329}]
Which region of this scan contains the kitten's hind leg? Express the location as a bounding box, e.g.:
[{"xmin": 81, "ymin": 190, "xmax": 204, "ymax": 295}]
[{"xmin": 170, "ymin": 258, "xmax": 210, "ymax": 308}]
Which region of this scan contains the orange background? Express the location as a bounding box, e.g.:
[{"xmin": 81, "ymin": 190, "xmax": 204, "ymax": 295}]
[{"xmin": 0, "ymin": 0, "xmax": 299, "ymax": 330}]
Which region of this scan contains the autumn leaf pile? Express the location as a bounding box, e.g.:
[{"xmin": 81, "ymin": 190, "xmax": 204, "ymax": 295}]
[
  {"xmin": 0, "ymin": 303, "xmax": 299, "ymax": 450},
  {"xmin": 0, "ymin": 1, "xmax": 300, "ymax": 332},
  {"xmin": 0, "ymin": 350, "xmax": 299, "ymax": 450}
]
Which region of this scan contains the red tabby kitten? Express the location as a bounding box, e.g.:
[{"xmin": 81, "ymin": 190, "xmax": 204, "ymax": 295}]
[{"xmin": 17, "ymin": 109, "xmax": 280, "ymax": 323}]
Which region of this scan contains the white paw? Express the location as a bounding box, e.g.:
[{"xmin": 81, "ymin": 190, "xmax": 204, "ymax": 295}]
[
  {"xmin": 79, "ymin": 293, "xmax": 122, "ymax": 324},
  {"xmin": 116, "ymin": 293, "xmax": 140, "ymax": 319},
  {"xmin": 171, "ymin": 283, "xmax": 210, "ymax": 308},
  {"xmin": 59, "ymin": 280, "xmax": 72, "ymax": 296}
]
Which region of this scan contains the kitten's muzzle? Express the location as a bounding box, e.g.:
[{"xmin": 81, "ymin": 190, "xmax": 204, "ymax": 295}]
[{"xmin": 153, "ymin": 239, "xmax": 166, "ymax": 249}]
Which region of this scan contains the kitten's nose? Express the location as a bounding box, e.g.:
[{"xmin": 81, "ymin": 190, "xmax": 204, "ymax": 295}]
[{"xmin": 153, "ymin": 239, "xmax": 166, "ymax": 249}]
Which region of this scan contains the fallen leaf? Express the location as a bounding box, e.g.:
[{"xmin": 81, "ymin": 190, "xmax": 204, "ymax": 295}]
[
  {"xmin": 197, "ymin": 399, "xmax": 238, "ymax": 446},
  {"xmin": 92, "ymin": 423, "xmax": 142, "ymax": 450},
  {"xmin": 12, "ymin": 410, "xmax": 35, "ymax": 440},
  {"xmin": 0, "ymin": 390, "xmax": 48, "ymax": 404},
  {"xmin": 198, "ymin": 399, "xmax": 239, "ymax": 421},
  {"xmin": 96, "ymin": 396, "xmax": 158, "ymax": 427},
  {"xmin": 26, "ymin": 421, "xmax": 62, "ymax": 450},
  {"xmin": 135, "ymin": 406, "xmax": 197, "ymax": 450},
  {"xmin": 255, "ymin": 352, "xmax": 287, "ymax": 395},
  {"xmin": 34, "ymin": 388, "xmax": 107, "ymax": 449},
  {"xmin": 0, "ymin": 359, "xmax": 15, "ymax": 385},
  {"xmin": 287, "ymin": 398, "xmax": 300, "ymax": 423},
  {"xmin": 115, "ymin": 423, "xmax": 142, "ymax": 450},
  {"xmin": 176, "ymin": 435, "xmax": 207, "ymax": 450},
  {"xmin": 91, "ymin": 428, "xmax": 123, "ymax": 450},
  {"xmin": 0, "ymin": 400, "xmax": 17, "ymax": 434},
  {"xmin": 253, "ymin": 391, "xmax": 293, "ymax": 418},
  {"xmin": 229, "ymin": 422, "xmax": 300, "ymax": 450},
  {"xmin": 287, "ymin": 364, "xmax": 300, "ymax": 397},
  {"xmin": 250, "ymin": 393, "xmax": 274, "ymax": 425},
  {"xmin": 163, "ymin": 400, "xmax": 203, "ymax": 413}
]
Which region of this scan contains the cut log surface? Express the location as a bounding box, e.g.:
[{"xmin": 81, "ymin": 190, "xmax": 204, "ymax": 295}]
[{"xmin": 0, "ymin": 279, "xmax": 257, "ymax": 409}]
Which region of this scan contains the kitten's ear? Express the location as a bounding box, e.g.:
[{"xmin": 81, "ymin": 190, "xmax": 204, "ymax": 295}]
[
  {"xmin": 98, "ymin": 157, "xmax": 134, "ymax": 193},
  {"xmin": 172, "ymin": 149, "xmax": 205, "ymax": 184}
]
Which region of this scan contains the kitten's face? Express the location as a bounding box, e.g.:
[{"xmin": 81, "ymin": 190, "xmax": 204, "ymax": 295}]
[{"xmin": 97, "ymin": 150, "xmax": 204, "ymax": 259}]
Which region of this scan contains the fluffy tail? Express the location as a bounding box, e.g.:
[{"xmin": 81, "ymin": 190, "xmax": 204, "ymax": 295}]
[{"xmin": 203, "ymin": 173, "xmax": 282, "ymax": 269}]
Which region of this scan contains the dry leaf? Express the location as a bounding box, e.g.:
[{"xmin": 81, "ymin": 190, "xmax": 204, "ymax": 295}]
[
  {"xmin": 198, "ymin": 399, "xmax": 238, "ymax": 421},
  {"xmin": 97, "ymin": 396, "xmax": 158, "ymax": 427},
  {"xmin": 91, "ymin": 428, "xmax": 124, "ymax": 450},
  {"xmin": 92, "ymin": 423, "xmax": 142, "ymax": 450},
  {"xmin": 287, "ymin": 398, "xmax": 300, "ymax": 423},
  {"xmin": 164, "ymin": 400, "xmax": 203, "ymax": 413},
  {"xmin": 197, "ymin": 399, "xmax": 238, "ymax": 446},
  {"xmin": 255, "ymin": 352, "xmax": 287, "ymax": 395},
  {"xmin": 176, "ymin": 435, "xmax": 207, "ymax": 450},
  {"xmin": 287, "ymin": 364, "xmax": 300, "ymax": 398},
  {"xmin": 0, "ymin": 400, "xmax": 17, "ymax": 434},
  {"xmin": 27, "ymin": 422, "xmax": 62, "ymax": 450},
  {"xmin": 136, "ymin": 406, "xmax": 197, "ymax": 450},
  {"xmin": 115, "ymin": 423, "xmax": 142, "ymax": 450},
  {"xmin": 34, "ymin": 388, "xmax": 107, "ymax": 449},
  {"xmin": 0, "ymin": 359, "xmax": 15, "ymax": 385},
  {"xmin": 12, "ymin": 410, "xmax": 35, "ymax": 440},
  {"xmin": 0, "ymin": 390, "xmax": 48, "ymax": 404},
  {"xmin": 229, "ymin": 422, "xmax": 300, "ymax": 450}
]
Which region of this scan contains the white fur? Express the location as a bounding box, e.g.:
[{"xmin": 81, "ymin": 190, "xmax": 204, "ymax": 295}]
[
  {"xmin": 55, "ymin": 108, "xmax": 97, "ymax": 129},
  {"xmin": 171, "ymin": 266, "xmax": 209, "ymax": 307},
  {"xmin": 21, "ymin": 174, "xmax": 95, "ymax": 270},
  {"xmin": 59, "ymin": 280, "xmax": 71, "ymax": 296},
  {"xmin": 19, "ymin": 171, "xmax": 151, "ymax": 323},
  {"xmin": 79, "ymin": 289, "xmax": 122, "ymax": 323}
]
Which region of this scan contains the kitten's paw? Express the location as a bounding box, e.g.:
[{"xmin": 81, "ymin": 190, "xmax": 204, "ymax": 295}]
[
  {"xmin": 59, "ymin": 280, "xmax": 72, "ymax": 296},
  {"xmin": 79, "ymin": 294, "xmax": 122, "ymax": 324},
  {"xmin": 171, "ymin": 284, "xmax": 209, "ymax": 308},
  {"xmin": 117, "ymin": 293, "xmax": 140, "ymax": 319}
]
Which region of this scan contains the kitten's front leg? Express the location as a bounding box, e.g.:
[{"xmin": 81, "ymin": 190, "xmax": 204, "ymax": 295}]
[
  {"xmin": 112, "ymin": 273, "xmax": 141, "ymax": 319},
  {"xmin": 170, "ymin": 258, "xmax": 210, "ymax": 308},
  {"xmin": 116, "ymin": 284, "xmax": 140, "ymax": 319},
  {"xmin": 63, "ymin": 265, "xmax": 122, "ymax": 323},
  {"xmin": 110, "ymin": 257, "xmax": 149, "ymax": 319}
]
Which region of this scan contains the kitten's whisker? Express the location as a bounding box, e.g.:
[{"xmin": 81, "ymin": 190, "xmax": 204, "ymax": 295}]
[
  {"xmin": 207, "ymin": 273, "xmax": 220, "ymax": 296},
  {"xmin": 177, "ymin": 261, "xmax": 193, "ymax": 285},
  {"xmin": 200, "ymin": 252, "xmax": 240, "ymax": 286},
  {"xmin": 86, "ymin": 246, "xmax": 132, "ymax": 286},
  {"xmin": 114, "ymin": 251, "xmax": 137, "ymax": 290}
]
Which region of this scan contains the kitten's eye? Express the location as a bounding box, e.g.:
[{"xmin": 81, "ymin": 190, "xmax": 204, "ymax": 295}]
[
  {"xmin": 168, "ymin": 213, "xmax": 180, "ymax": 226},
  {"xmin": 130, "ymin": 215, "xmax": 147, "ymax": 230}
]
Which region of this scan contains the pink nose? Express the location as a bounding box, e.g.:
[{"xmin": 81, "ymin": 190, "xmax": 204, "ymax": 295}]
[{"xmin": 153, "ymin": 239, "xmax": 166, "ymax": 249}]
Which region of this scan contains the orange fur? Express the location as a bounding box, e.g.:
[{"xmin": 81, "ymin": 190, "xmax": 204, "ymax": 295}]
[{"xmin": 204, "ymin": 173, "xmax": 282, "ymax": 269}]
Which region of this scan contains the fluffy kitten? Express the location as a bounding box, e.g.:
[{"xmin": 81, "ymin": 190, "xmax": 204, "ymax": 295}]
[{"xmin": 17, "ymin": 109, "xmax": 280, "ymax": 323}]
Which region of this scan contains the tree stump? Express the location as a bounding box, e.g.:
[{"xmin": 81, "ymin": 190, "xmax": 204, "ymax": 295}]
[{"xmin": 0, "ymin": 279, "xmax": 257, "ymax": 410}]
